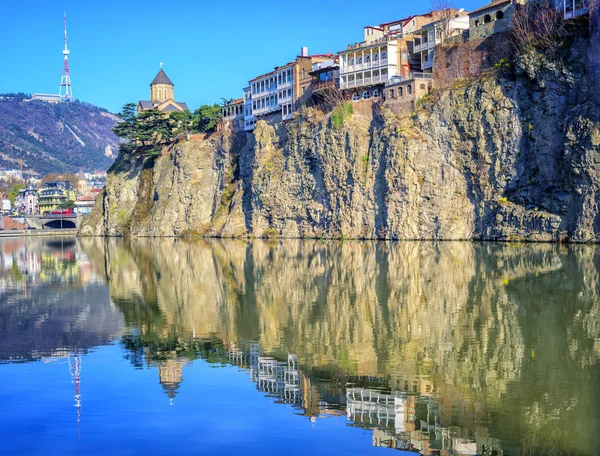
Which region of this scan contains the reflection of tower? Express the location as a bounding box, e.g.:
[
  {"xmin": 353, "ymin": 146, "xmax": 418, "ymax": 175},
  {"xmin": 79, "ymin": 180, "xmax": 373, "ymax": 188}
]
[
  {"xmin": 68, "ymin": 350, "xmax": 82, "ymax": 438},
  {"xmin": 158, "ymin": 359, "xmax": 184, "ymax": 405}
]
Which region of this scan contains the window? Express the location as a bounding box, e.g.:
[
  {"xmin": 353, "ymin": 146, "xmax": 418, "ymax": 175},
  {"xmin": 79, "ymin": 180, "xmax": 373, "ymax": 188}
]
[
  {"xmin": 496, "ymin": 10, "xmax": 504, "ymax": 20},
  {"xmin": 350, "ymin": 58, "xmax": 355, "ymax": 66},
  {"xmin": 484, "ymin": 14, "xmax": 491, "ymax": 23},
  {"xmin": 420, "ymin": 83, "xmax": 426, "ymax": 90},
  {"xmin": 475, "ymin": 20, "xmax": 480, "ymax": 27},
  {"xmin": 390, "ymin": 89, "xmax": 395, "ymax": 99},
  {"xmin": 373, "ymin": 89, "xmax": 380, "ymax": 98},
  {"xmin": 362, "ymin": 91, "xmax": 370, "ymax": 99},
  {"xmin": 365, "ymin": 55, "xmax": 371, "ymax": 63},
  {"xmin": 381, "ymin": 51, "xmax": 387, "ymax": 60},
  {"xmin": 352, "ymin": 93, "xmax": 360, "ymax": 101},
  {"xmin": 358, "ymin": 56, "xmax": 363, "ymax": 64},
  {"xmin": 402, "ymin": 50, "xmax": 408, "ymax": 61},
  {"xmin": 399, "ymin": 87, "xmax": 403, "ymax": 96},
  {"xmin": 373, "ymin": 52, "xmax": 379, "ymax": 61},
  {"xmin": 407, "ymin": 84, "xmax": 412, "ymax": 94},
  {"xmin": 302, "ymin": 69, "xmax": 306, "ymax": 78}
]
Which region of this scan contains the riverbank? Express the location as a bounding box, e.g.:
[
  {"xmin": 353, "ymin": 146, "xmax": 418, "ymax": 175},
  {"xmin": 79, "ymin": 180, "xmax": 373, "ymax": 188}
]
[{"xmin": 0, "ymin": 229, "xmax": 78, "ymax": 237}]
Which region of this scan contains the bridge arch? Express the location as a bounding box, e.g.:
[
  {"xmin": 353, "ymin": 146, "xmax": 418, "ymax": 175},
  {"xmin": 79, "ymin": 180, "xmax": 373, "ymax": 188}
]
[{"xmin": 43, "ymin": 219, "xmax": 77, "ymax": 229}]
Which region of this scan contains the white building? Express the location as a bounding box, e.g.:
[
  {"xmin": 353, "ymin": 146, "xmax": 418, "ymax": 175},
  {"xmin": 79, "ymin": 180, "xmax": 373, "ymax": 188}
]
[
  {"xmin": 243, "ymin": 86, "xmax": 255, "ymax": 131},
  {"xmin": 413, "ymin": 15, "xmax": 469, "ymax": 71},
  {"xmin": 339, "ymin": 35, "xmax": 399, "ymax": 90},
  {"xmin": 250, "ymin": 70, "xmax": 280, "ymax": 119},
  {"xmin": 276, "ymin": 63, "xmax": 295, "ymax": 121}
]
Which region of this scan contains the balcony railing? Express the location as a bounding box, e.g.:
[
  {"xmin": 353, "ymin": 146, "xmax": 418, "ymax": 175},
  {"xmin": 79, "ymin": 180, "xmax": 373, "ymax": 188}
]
[
  {"xmin": 422, "ymin": 59, "xmax": 433, "ymax": 70},
  {"xmin": 253, "ymin": 105, "xmax": 280, "ymax": 117},
  {"xmin": 312, "ymin": 79, "xmax": 339, "ymax": 91},
  {"xmin": 344, "ymin": 58, "xmax": 388, "ymax": 74},
  {"xmin": 278, "ymin": 80, "xmax": 292, "ymax": 89},
  {"xmin": 278, "ymin": 95, "xmax": 292, "ymax": 105},
  {"xmin": 340, "ymin": 74, "xmax": 388, "ymax": 89},
  {"xmin": 386, "ymin": 72, "xmax": 432, "ymax": 86}
]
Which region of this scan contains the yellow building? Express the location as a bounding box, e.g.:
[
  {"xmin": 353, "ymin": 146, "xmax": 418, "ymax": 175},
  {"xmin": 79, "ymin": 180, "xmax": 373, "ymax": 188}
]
[
  {"xmin": 137, "ymin": 65, "xmax": 189, "ymax": 114},
  {"xmin": 38, "ymin": 181, "xmax": 77, "ymax": 214}
]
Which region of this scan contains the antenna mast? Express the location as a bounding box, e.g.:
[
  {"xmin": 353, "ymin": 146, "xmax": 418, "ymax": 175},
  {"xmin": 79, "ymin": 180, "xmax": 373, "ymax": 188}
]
[{"xmin": 59, "ymin": 12, "xmax": 73, "ymax": 101}]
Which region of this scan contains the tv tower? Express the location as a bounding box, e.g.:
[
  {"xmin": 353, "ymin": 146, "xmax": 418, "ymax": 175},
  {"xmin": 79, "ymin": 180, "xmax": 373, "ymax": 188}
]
[{"xmin": 59, "ymin": 12, "xmax": 73, "ymax": 101}]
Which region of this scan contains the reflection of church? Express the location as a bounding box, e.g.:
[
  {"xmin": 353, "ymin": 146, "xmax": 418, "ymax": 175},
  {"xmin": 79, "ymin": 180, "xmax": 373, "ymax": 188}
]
[{"xmin": 147, "ymin": 355, "xmax": 189, "ymax": 404}]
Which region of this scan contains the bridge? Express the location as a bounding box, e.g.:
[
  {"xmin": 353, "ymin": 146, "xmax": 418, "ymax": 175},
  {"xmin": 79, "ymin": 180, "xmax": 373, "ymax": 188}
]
[{"xmin": 23, "ymin": 214, "xmax": 83, "ymax": 230}]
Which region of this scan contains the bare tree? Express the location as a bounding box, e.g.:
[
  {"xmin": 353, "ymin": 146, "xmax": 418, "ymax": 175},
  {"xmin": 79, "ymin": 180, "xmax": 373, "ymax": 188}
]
[
  {"xmin": 430, "ymin": 0, "xmax": 458, "ymax": 41},
  {"xmin": 510, "ymin": 0, "xmax": 566, "ymax": 56},
  {"xmin": 319, "ymin": 86, "xmax": 347, "ymax": 111}
]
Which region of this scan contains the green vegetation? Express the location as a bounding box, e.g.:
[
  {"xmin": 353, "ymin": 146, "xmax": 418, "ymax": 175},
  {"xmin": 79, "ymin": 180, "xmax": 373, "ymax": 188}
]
[
  {"xmin": 57, "ymin": 200, "xmax": 76, "ymax": 210},
  {"xmin": 7, "ymin": 183, "xmax": 25, "ymax": 205},
  {"xmin": 113, "ymin": 102, "xmax": 223, "ymax": 158},
  {"xmin": 331, "ymin": 102, "xmax": 354, "ymax": 130}
]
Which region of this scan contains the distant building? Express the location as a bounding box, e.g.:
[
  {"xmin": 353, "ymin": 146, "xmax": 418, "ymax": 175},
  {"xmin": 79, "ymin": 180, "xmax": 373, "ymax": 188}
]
[
  {"xmin": 38, "ymin": 181, "xmax": 76, "ymax": 214},
  {"xmin": 137, "ymin": 66, "xmax": 189, "ymax": 114},
  {"xmin": 30, "ymin": 93, "xmax": 62, "ymax": 103},
  {"xmin": 74, "ymin": 196, "xmax": 96, "ymax": 215},
  {"xmin": 15, "ymin": 186, "xmax": 39, "ymax": 215},
  {"xmin": 76, "ymin": 171, "xmax": 88, "ymax": 195}
]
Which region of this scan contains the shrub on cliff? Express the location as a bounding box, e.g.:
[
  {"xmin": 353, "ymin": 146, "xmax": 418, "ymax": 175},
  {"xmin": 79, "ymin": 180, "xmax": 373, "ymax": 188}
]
[{"xmin": 331, "ymin": 102, "xmax": 354, "ymax": 130}]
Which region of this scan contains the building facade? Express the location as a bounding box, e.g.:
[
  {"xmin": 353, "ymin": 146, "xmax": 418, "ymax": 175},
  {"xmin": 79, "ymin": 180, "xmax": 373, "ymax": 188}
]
[
  {"xmin": 15, "ymin": 187, "xmax": 39, "ymax": 215},
  {"xmin": 38, "ymin": 182, "xmax": 76, "ymax": 214},
  {"xmin": 414, "ymin": 15, "xmax": 470, "ymax": 70},
  {"xmin": 383, "ymin": 73, "xmax": 433, "ymax": 112},
  {"xmin": 469, "ymin": 0, "xmax": 524, "ymax": 41},
  {"xmin": 247, "ymin": 49, "xmax": 332, "ymax": 125},
  {"xmin": 221, "ymin": 98, "xmax": 244, "ymax": 130}
]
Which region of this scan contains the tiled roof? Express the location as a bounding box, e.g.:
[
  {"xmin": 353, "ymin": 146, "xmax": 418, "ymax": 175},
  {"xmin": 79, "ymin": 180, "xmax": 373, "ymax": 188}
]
[
  {"xmin": 469, "ymin": 0, "xmax": 512, "ymax": 16},
  {"xmin": 151, "ymin": 68, "xmax": 174, "ymax": 86},
  {"xmin": 138, "ymin": 100, "xmax": 154, "ymax": 109}
]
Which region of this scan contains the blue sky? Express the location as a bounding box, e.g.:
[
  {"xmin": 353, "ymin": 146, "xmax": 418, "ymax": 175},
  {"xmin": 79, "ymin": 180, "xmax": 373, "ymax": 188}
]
[{"xmin": 0, "ymin": 0, "xmax": 483, "ymax": 113}]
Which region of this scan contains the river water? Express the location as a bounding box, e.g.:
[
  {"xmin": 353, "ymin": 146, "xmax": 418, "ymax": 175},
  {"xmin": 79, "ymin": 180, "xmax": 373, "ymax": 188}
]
[{"xmin": 0, "ymin": 237, "xmax": 598, "ymax": 455}]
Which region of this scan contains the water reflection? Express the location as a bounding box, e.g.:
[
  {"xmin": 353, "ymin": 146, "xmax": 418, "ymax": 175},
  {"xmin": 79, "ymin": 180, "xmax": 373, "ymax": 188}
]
[{"xmin": 1, "ymin": 237, "xmax": 599, "ymax": 455}]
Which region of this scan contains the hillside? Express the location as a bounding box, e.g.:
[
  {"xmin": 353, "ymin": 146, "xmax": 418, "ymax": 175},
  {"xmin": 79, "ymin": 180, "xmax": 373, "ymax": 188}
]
[{"xmin": 0, "ymin": 94, "xmax": 120, "ymax": 175}]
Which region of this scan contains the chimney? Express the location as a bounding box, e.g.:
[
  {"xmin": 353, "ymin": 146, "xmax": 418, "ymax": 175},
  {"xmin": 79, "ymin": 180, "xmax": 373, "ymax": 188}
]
[{"xmin": 301, "ymin": 46, "xmax": 309, "ymax": 57}]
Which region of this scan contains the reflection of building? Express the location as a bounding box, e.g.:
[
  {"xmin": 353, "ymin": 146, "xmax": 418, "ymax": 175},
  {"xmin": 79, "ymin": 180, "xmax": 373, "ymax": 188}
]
[{"xmin": 158, "ymin": 359, "xmax": 185, "ymax": 403}]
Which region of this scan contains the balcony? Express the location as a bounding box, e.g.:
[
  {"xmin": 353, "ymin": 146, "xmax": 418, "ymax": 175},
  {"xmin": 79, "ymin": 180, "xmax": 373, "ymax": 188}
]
[
  {"xmin": 340, "ymin": 73, "xmax": 388, "ymax": 89},
  {"xmin": 253, "ymin": 105, "xmax": 280, "ymax": 117},
  {"xmin": 422, "ymin": 59, "xmax": 433, "ymax": 70},
  {"xmin": 312, "ymin": 79, "xmax": 338, "ymax": 92},
  {"xmin": 278, "ymin": 94, "xmax": 292, "ymax": 105},
  {"xmin": 278, "ymin": 80, "xmax": 292, "ymax": 90}
]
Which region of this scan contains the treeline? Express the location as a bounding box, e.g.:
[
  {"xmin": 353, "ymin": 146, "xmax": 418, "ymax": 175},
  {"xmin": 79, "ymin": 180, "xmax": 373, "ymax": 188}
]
[{"xmin": 113, "ymin": 103, "xmax": 222, "ymax": 156}]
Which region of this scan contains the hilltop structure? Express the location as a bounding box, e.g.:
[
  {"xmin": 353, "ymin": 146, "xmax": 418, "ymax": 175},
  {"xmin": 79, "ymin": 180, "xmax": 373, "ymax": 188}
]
[{"xmin": 138, "ymin": 65, "xmax": 189, "ymax": 114}]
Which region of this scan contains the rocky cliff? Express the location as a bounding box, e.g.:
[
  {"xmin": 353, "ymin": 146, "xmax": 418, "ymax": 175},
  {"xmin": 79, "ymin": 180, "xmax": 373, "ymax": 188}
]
[{"xmin": 81, "ymin": 36, "xmax": 600, "ymax": 241}]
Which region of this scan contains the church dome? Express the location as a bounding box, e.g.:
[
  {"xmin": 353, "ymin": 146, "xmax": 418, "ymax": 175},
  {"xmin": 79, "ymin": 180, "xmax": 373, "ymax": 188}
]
[{"xmin": 151, "ymin": 68, "xmax": 174, "ymax": 86}]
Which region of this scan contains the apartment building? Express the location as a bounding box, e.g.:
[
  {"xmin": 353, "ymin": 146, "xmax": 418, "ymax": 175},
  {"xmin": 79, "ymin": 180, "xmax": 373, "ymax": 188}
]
[
  {"xmin": 338, "ymin": 13, "xmax": 446, "ymax": 97},
  {"xmin": 247, "ymin": 48, "xmax": 333, "ymax": 124},
  {"xmin": 414, "ymin": 13, "xmax": 470, "ymax": 71}
]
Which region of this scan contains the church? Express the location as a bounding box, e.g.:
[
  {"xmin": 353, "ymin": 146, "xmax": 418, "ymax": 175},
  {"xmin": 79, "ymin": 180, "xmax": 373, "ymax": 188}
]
[{"xmin": 137, "ymin": 65, "xmax": 189, "ymax": 114}]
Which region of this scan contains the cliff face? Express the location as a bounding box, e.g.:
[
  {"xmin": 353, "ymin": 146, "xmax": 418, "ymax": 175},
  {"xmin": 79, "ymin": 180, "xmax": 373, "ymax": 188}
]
[{"xmin": 81, "ymin": 37, "xmax": 600, "ymax": 241}]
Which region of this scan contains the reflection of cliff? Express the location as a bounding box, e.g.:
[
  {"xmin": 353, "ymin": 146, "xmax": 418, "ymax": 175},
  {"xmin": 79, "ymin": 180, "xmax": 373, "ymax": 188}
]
[
  {"xmin": 0, "ymin": 237, "xmax": 123, "ymax": 362},
  {"xmin": 80, "ymin": 238, "xmax": 600, "ymax": 456}
]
